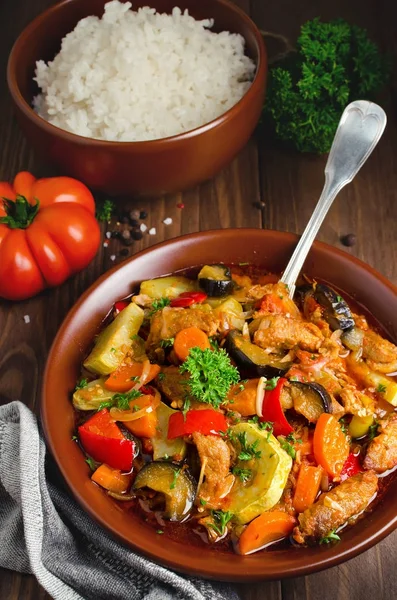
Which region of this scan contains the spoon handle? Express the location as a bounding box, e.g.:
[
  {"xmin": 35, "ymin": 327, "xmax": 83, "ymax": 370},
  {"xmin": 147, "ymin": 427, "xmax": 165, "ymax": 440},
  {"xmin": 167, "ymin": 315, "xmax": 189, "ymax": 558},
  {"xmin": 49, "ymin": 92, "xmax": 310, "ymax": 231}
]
[{"xmin": 280, "ymin": 100, "xmax": 387, "ymax": 297}]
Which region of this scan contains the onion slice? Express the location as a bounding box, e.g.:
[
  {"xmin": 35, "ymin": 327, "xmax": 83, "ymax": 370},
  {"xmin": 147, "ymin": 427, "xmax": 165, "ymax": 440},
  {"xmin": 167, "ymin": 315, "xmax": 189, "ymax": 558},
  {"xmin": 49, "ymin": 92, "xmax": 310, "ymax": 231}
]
[
  {"xmin": 110, "ymin": 389, "xmax": 161, "ymax": 422},
  {"xmin": 132, "ymin": 358, "xmax": 152, "ymax": 391},
  {"xmin": 255, "ymin": 376, "xmax": 267, "ymax": 417}
]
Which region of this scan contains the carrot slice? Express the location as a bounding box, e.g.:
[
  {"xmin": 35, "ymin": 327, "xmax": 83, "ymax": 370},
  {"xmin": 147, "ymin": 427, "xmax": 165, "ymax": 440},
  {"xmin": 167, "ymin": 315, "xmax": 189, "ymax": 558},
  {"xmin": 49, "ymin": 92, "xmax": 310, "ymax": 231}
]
[
  {"xmin": 91, "ymin": 464, "xmax": 132, "ymax": 493},
  {"xmin": 225, "ymin": 379, "xmax": 259, "ymax": 416},
  {"xmin": 313, "ymin": 413, "xmax": 350, "ymax": 478},
  {"xmin": 238, "ymin": 511, "xmax": 296, "ymax": 555},
  {"xmin": 292, "ymin": 463, "xmax": 323, "ymax": 513},
  {"xmin": 173, "ymin": 327, "xmax": 210, "ymax": 362},
  {"xmin": 105, "ymin": 362, "xmax": 160, "ymax": 392},
  {"xmin": 123, "ymin": 411, "xmax": 158, "ymax": 438}
]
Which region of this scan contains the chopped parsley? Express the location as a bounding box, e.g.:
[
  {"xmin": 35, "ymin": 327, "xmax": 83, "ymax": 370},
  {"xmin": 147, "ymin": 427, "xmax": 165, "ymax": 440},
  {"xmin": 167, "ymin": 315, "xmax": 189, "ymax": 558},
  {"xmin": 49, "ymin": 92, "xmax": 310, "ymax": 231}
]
[
  {"xmin": 97, "ymin": 400, "xmax": 115, "ymax": 412},
  {"xmin": 179, "ymin": 347, "xmax": 239, "ymax": 409},
  {"xmin": 71, "ymin": 435, "xmax": 78, "ymax": 442},
  {"xmin": 156, "ymin": 530, "xmax": 164, "ymax": 535},
  {"xmin": 248, "ymin": 416, "xmax": 274, "ymax": 440},
  {"xmin": 149, "ymin": 297, "xmax": 171, "ymax": 315},
  {"xmin": 232, "ymin": 467, "xmax": 252, "ymax": 482},
  {"xmin": 336, "ymin": 295, "xmax": 343, "ymax": 303},
  {"xmin": 209, "ymin": 510, "xmax": 234, "ymax": 536},
  {"xmin": 265, "ymin": 377, "xmax": 280, "ymax": 391},
  {"xmin": 367, "ymin": 421, "xmax": 379, "ymax": 441},
  {"xmin": 157, "ymin": 372, "xmax": 166, "ymax": 381},
  {"xmin": 170, "ymin": 468, "xmax": 181, "ymax": 490},
  {"xmin": 339, "ymin": 417, "xmax": 349, "ymax": 434},
  {"xmin": 200, "ymin": 498, "xmax": 207, "ymax": 506},
  {"xmin": 376, "ymin": 383, "xmax": 387, "ymax": 393},
  {"xmin": 95, "ymin": 198, "xmax": 115, "ymax": 222},
  {"xmin": 160, "ymin": 338, "xmax": 175, "ymax": 349},
  {"xmin": 113, "ymin": 389, "xmax": 143, "ymax": 411},
  {"xmin": 85, "ymin": 457, "xmax": 97, "ymax": 471},
  {"xmin": 319, "ymin": 530, "xmax": 341, "ymax": 544},
  {"xmin": 209, "ymin": 336, "xmax": 219, "ymax": 350},
  {"xmin": 277, "ymin": 436, "xmax": 296, "ymax": 459},
  {"xmin": 74, "ymin": 378, "xmax": 88, "ymax": 391},
  {"xmin": 235, "ymin": 431, "xmax": 262, "ymax": 461}
]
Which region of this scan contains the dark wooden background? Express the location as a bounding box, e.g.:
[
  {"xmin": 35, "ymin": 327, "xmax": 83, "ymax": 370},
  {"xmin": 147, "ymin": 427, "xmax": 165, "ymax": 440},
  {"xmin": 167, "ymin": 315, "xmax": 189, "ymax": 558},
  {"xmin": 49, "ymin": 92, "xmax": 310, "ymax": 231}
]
[{"xmin": 1, "ymin": 0, "xmax": 396, "ymax": 598}]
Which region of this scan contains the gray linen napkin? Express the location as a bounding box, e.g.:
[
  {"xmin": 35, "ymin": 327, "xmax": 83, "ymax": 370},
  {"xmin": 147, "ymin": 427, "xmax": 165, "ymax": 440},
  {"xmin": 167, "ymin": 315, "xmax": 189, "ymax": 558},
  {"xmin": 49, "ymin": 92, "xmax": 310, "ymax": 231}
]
[{"xmin": 0, "ymin": 401, "xmax": 240, "ymax": 600}]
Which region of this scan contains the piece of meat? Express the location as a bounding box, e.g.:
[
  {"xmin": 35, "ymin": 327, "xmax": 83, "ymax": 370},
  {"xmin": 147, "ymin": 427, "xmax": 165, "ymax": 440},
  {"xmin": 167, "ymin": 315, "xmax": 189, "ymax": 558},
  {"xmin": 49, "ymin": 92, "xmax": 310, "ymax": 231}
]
[
  {"xmin": 363, "ymin": 415, "xmax": 397, "ymax": 473},
  {"xmin": 254, "ymin": 314, "xmax": 324, "ymax": 353},
  {"xmin": 146, "ymin": 306, "xmax": 219, "ymax": 352},
  {"xmin": 293, "ymin": 471, "xmax": 378, "ymax": 544},
  {"xmin": 193, "ymin": 432, "xmax": 234, "ymax": 509},
  {"xmin": 339, "ymin": 386, "xmax": 375, "ymax": 418},
  {"xmin": 362, "ymin": 329, "xmax": 397, "ymax": 373},
  {"xmin": 155, "ymin": 366, "xmax": 189, "ymax": 409}
]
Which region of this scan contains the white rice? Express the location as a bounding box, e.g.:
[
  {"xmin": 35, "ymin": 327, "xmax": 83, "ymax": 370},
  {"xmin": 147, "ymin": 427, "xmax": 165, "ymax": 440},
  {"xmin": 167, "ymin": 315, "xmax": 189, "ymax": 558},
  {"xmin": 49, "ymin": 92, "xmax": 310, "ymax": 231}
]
[{"xmin": 33, "ymin": 1, "xmax": 256, "ymax": 142}]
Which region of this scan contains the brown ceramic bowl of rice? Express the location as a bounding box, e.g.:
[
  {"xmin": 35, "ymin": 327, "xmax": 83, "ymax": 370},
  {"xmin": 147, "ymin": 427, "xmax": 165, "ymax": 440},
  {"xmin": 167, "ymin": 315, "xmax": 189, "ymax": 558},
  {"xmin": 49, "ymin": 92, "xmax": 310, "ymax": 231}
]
[{"xmin": 7, "ymin": 0, "xmax": 267, "ymax": 196}]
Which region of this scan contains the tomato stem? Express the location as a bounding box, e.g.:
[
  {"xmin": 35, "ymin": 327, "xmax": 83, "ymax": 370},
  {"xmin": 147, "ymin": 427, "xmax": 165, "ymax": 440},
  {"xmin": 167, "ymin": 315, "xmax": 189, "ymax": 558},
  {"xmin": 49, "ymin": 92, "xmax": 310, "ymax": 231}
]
[{"xmin": 0, "ymin": 195, "xmax": 39, "ymax": 229}]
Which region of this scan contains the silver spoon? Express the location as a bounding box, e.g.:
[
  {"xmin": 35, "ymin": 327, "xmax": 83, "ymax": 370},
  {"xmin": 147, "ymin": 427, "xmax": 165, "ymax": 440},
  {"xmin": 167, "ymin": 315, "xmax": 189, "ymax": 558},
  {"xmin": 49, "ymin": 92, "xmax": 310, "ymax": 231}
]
[{"xmin": 280, "ymin": 100, "xmax": 387, "ymax": 297}]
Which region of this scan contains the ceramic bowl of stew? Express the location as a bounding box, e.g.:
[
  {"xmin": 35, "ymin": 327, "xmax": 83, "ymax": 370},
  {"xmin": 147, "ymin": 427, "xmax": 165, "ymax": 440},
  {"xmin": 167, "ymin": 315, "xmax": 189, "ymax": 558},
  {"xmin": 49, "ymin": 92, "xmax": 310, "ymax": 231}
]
[
  {"xmin": 41, "ymin": 228, "xmax": 397, "ymax": 581},
  {"xmin": 7, "ymin": 0, "xmax": 266, "ymax": 196}
]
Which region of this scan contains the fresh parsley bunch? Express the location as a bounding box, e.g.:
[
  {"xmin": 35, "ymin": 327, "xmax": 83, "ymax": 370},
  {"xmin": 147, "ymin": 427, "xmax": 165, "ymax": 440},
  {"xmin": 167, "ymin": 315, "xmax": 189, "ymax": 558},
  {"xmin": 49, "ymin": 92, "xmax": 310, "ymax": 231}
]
[
  {"xmin": 180, "ymin": 347, "xmax": 239, "ymax": 409},
  {"xmin": 264, "ymin": 18, "xmax": 390, "ymax": 153}
]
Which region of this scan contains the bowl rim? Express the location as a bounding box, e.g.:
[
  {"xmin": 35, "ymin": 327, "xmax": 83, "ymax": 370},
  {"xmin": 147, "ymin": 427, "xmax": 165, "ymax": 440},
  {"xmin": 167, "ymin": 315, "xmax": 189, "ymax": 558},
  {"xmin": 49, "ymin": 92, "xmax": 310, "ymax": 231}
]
[
  {"xmin": 7, "ymin": 0, "xmax": 267, "ymax": 147},
  {"xmin": 41, "ymin": 228, "xmax": 397, "ymax": 581}
]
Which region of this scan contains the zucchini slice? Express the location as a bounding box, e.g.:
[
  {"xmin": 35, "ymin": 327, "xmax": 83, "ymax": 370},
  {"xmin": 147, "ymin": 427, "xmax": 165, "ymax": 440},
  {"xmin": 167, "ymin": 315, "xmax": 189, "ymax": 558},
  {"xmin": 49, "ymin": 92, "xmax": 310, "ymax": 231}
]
[
  {"xmin": 73, "ymin": 378, "xmax": 115, "ymax": 411},
  {"xmin": 151, "ymin": 402, "xmax": 187, "ymax": 461},
  {"xmin": 198, "ymin": 264, "xmax": 234, "ymax": 297},
  {"xmin": 228, "ymin": 423, "xmax": 292, "ymax": 524},
  {"xmin": 140, "ymin": 276, "xmax": 196, "ymax": 299},
  {"xmin": 84, "ymin": 302, "xmax": 144, "ymax": 375}
]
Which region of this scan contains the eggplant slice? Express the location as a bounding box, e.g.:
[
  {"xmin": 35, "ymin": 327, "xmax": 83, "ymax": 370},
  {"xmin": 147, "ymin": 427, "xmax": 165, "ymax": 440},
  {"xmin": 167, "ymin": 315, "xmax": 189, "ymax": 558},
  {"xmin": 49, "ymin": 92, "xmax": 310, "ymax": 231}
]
[
  {"xmin": 289, "ymin": 381, "xmax": 332, "ymax": 423},
  {"xmin": 133, "ymin": 462, "xmax": 196, "ymax": 521},
  {"xmin": 225, "ymin": 330, "xmax": 292, "ymax": 378},
  {"xmin": 198, "ymin": 264, "xmax": 234, "ymax": 297},
  {"xmin": 312, "ymin": 284, "xmax": 355, "ymax": 331}
]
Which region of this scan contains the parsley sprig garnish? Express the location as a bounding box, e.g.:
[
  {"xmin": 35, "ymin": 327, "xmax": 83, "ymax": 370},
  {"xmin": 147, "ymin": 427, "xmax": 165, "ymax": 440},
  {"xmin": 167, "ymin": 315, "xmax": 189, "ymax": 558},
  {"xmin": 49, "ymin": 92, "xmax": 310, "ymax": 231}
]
[
  {"xmin": 149, "ymin": 297, "xmax": 171, "ymax": 315},
  {"xmin": 234, "ymin": 431, "xmax": 262, "ymax": 461},
  {"xmin": 95, "ymin": 198, "xmax": 115, "ymax": 222},
  {"xmin": 319, "ymin": 530, "xmax": 341, "ymax": 544},
  {"xmin": 179, "ymin": 347, "xmax": 239, "ymax": 409},
  {"xmin": 232, "ymin": 467, "xmax": 252, "ymax": 482},
  {"xmin": 209, "ymin": 510, "xmax": 234, "ymax": 536},
  {"xmin": 74, "ymin": 378, "xmax": 88, "ymax": 391},
  {"xmin": 277, "ymin": 435, "xmax": 296, "ymax": 459},
  {"xmin": 97, "ymin": 389, "xmax": 143, "ymax": 412}
]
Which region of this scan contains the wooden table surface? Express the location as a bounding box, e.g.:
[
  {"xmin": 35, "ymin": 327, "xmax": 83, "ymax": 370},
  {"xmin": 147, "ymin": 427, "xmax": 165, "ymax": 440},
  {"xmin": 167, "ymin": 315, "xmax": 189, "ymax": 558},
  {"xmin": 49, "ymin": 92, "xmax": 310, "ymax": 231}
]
[{"xmin": 1, "ymin": 0, "xmax": 396, "ymax": 598}]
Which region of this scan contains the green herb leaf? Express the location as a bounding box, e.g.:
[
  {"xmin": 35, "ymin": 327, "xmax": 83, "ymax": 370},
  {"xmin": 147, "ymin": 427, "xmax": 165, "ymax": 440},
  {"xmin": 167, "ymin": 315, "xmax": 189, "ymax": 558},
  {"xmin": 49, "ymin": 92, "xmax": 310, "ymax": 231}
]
[
  {"xmin": 376, "ymin": 383, "xmax": 387, "ymax": 393},
  {"xmin": 95, "ymin": 198, "xmax": 115, "ymax": 222},
  {"xmin": 339, "ymin": 417, "xmax": 349, "ymax": 434},
  {"xmin": 200, "ymin": 498, "xmax": 207, "ymax": 506},
  {"xmin": 319, "ymin": 529, "xmax": 341, "ymax": 544},
  {"xmin": 85, "ymin": 457, "xmax": 97, "ymax": 471},
  {"xmin": 97, "ymin": 400, "xmax": 115, "ymax": 412},
  {"xmin": 264, "ymin": 18, "xmax": 390, "ymax": 154},
  {"xmin": 367, "ymin": 421, "xmax": 379, "ymax": 441},
  {"xmin": 160, "ymin": 338, "xmax": 175, "ymax": 349},
  {"xmin": 74, "ymin": 378, "xmax": 88, "ymax": 391},
  {"xmin": 209, "ymin": 510, "xmax": 234, "ymax": 536},
  {"xmin": 157, "ymin": 372, "xmax": 165, "ymax": 381},
  {"xmin": 179, "ymin": 347, "xmax": 239, "ymax": 409},
  {"xmin": 156, "ymin": 529, "xmax": 164, "ymax": 535},
  {"xmin": 232, "ymin": 466, "xmax": 252, "ymax": 482},
  {"xmin": 277, "ymin": 435, "xmax": 296, "ymax": 459},
  {"xmin": 113, "ymin": 389, "xmax": 143, "ymax": 411},
  {"xmin": 264, "ymin": 377, "xmax": 280, "ymax": 391},
  {"xmin": 149, "ymin": 297, "xmax": 171, "ymax": 316},
  {"xmin": 235, "ymin": 431, "xmax": 262, "ymax": 461},
  {"xmin": 170, "ymin": 468, "xmax": 181, "ymax": 490}
]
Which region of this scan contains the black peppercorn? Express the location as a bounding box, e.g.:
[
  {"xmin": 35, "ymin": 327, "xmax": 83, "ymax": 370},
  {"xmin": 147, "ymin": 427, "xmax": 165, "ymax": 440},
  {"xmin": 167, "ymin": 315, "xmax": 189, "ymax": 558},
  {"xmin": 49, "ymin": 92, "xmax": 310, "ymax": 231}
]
[
  {"xmin": 139, "ymin": 210, "xmax": 148, "ymax": 220},
  {"xmin": 341, "ymin": 233, "xmax": 356, "ymax": 247},
  {"xmin": 131, "ymin": 230, "xmax": 143, "ymax": 241},
  {"xmin": 120, "ymin": 248, "xmax": 130, "ymax": 257},
  {"xmin": 129, "ymin": 219, "xmax": 139, "ymax": 227}
]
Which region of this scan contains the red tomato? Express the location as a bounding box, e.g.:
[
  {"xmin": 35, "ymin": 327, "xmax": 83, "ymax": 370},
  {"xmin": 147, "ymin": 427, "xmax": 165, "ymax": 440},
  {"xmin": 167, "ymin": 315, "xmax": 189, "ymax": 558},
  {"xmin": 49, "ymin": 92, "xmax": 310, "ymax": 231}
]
[{"xmin": 0, "ymin": 171, "xmax": 100, "ymax": 300}]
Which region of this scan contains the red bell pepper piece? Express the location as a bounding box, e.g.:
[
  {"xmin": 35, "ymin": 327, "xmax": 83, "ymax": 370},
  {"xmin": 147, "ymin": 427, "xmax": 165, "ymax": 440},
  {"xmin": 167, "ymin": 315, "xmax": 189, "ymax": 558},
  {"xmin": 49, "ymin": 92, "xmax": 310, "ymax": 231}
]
[
  {"xmin": 168, "ymin": 409, "xmax": 227, "ymax": 439},
  {"xmin": 340, "ymin": 452, "xmax": 362, "ymax": 481},
  {"xmin": 78, "ymin": 409, "xmax": 135, "ymax": 471},
  {"xmin": 114, "ymin": 300, "xmax": 129, "ymax": 314},
  {"xmin": 170, "ymin": 291, "xmax": 207, "ymax": 308},
  {"xmin": 260, "ymin": 377, "xmax": 293, "ymax": 437}
]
